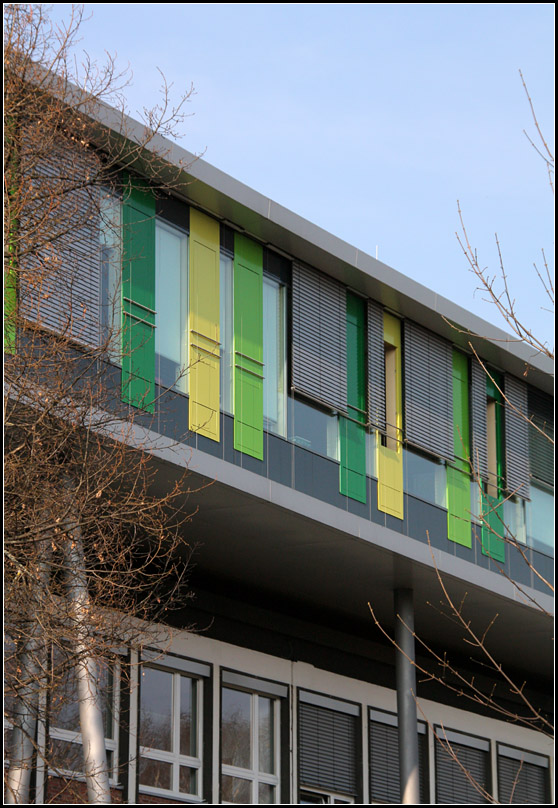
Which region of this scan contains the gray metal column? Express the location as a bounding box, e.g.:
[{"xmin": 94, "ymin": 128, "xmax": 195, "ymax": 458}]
[{"xmin": 394, "ymin": 588, "xmax": 420, "ymax": 804}]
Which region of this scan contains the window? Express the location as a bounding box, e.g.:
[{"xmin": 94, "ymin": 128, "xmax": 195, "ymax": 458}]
[
  {"xmin": 368, "ymin": 709, "xmax": 429, "ymax": 804},
  {"xmin": 138, "ymin": 663, "xmax": 203, "ymax": 800},
  {"xmin": 299, "ymin": 789, "xmax": 354, "ymax": 804},
  {"xmin": 48, "ymin": 648, "xmax": 120, "ymax": 783},
  {"xmin": 220, "ymin": 251, "xmax": 234, "ymax": 414},
  {"xmin": 99, "ymin": 193, "xmax": 122, "ymax": 361},
  {"xmin": 525, "ymin": 483, "xmax": 554, "ymax": 554},
  {"xmin": 404, "ymin": 447, "xmax": 447, "ymax": 508},
  {"xmin": 383, "ymin": 342, "xmax": 398, "ymax": 451},
  {"xmin": 221, "ymin": 683, "xmax": 281, "ymax": 804},
  {"xmin": 434, "ymin": 728, "xmax": 490, "ymax": 804},
  {"xmin": 497, "ymin": 744, "xmax": 550, "ymax": 803},
  {"xmin": 289, "ymin": 397, "xmax": 339, "ymax": 460},
  {"xmin": 298, "ymin": 691, "xmax": 360, "ymax": 804},
  {"xmin": 263, "ymin": 277, "xmax": 287, "ymax": 437},
  {"xmin": 155, "ymin": 219, "xmax": 189, "ymax": 393}
]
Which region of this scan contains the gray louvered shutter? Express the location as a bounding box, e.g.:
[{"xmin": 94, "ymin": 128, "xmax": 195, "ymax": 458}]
[
  {"xmin": 19, "ymin": 142, "xmax": 101, "ymax": 346},
  {"xmin": 299, "ymin": 702, "xmax": 358, "ymax": 797},
  {"xmin": 528, "ymin": 388, "xmax": 554, "ymax": 486},
  {"xmin": 368, "ymin": 299, "xmax": 386, "ymax": 431},
  {"xmin": 470, "ymin": 358, "xmax": 488, "ymax": 480},
  {"xmin": 292, "ymin": 262, "xmax": 347, "ymax": 412},
  {"xmin": 369, "ymin": 718, "xmax": 429, "ymax": 804},
  {"xmin": 498, "ymin": 752, "xmax": 549, "ymax": 804},
  {"xmin": 435, "ymin": 738, "xmax": 490, "ymax": 804},
  {"xmin": 403, "ymin": 321, "xmax": 453, "ymax": 460},
  {"xmin": 504, "ymin": 375, "xmax": 531, "ymax": 500}
]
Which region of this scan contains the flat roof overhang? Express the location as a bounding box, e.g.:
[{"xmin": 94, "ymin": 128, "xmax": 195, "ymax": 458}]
[
  {"xmin": 88, "ymin": 100, "xmax": 554, "ymax": 394},
  {"xmin": 125, "ymin": 422, "xmax": 553, "ymax": 680}
]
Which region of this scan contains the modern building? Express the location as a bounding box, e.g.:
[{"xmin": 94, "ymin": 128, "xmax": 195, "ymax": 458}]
[{"xmin": 5, "ymin": 96, "xmax": 554, "ymax": 805}]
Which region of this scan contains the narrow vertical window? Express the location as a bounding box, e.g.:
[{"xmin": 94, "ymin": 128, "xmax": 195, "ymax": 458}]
[
  {"xmin": 384, "ymin": 343, "xmax": 398, "ymax": 452},
  {"xmin": 100, "ymin": 193, "xmax": 121, "ymax": 362},
  {"xmin": 377, "ymin": 312, "xmax": 404, "ymax": 519},
  {"xmin": 220, "ymin": 251, "xmax": 234, "ymax": 414},
  {"xmin": 263, "ymin": 277, "xmax": 286, "ymax": 437},
  {"xmin": 139, "ymin": 665, "xmax": 203, "ymax": 800},
  {"xmin": 155, "ymin": 219, "xmax": 188, "ymax": 393},
  {"xmin": 482, "ymin": 372, "xmax": 505, "ymax": 561}
]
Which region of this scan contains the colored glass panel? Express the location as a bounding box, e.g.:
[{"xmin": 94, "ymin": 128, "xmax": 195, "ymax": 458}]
[
  {"xmin": 233, "ymin": 233, "xmax": 264, "ymax": 459},
  {"xmin": 189, "ymin": 209, "xmax": 220, "ymax": 441},
  {"xmin": 448, "ymin": 351, "xmax": 472, "ymax": 546}
]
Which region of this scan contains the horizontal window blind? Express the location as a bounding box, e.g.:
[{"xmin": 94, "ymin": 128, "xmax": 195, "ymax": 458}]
[
  {"xmin": 403, "ymin": 321, "xmax": 453, "ymax": 461},
  {"xmin": 292, "ymin": 262, "xmax": 347, "ymax": 413},
  {"xmin": 528, "ymin": 387, "xmax": 554, "ymax": 486},
  {"xmin": 497, "ymin": 748, "xmax": 549, "ymax": 804},
  {"xmin": 435, "ymin": 732, "xmax": 490, "ymax": 804},
  {"xmin": 299, "ymin": 700, "xmax": 359, "ymax": 797},
  {"xmin": 503, "ymin": 374, "xmax": 530, "ymax": 500},
  {"xmin": 369, "ymin": 717, "xmax": 428, "ymax": 803},
  {"xmin": 367, "ymin": 299, "xmax": 386, "ymax": 431},
  {"xmin": 470, "ymin": 358, "xmax": 488, "ymax": 480}
]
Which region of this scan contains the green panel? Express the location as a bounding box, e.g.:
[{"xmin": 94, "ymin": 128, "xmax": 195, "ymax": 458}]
[
  {"xmin": 340, "ymin": 293, "xmax": 367, "ymax": 503},
  {"xmin": 481, "ymin": 492, "xmax": 506, "ymax": 562},
  {"xmin": 4, "ymin": 264, "xmax": 16, "ymax": 354},
  {"xmin": 5, "ymin": 117, "xmax": 17, "ymax": 354},
  {"xmin": 447, "ymin": 466, "xmax": 471, "ymax": 547},
  {"xmin": 452, "ymin": 350, "xmax": 470, "ymax": 468},
  {"xmin": 339, "ymin": 417, "xmax": 367, "ymax": 503},
  {"xmin": 121, "ymin": 180, "xmax": 156, "ymax": 412},
  {"xmin": 233, "ymin": 233, "xmax": 264, "ymax": 459}
]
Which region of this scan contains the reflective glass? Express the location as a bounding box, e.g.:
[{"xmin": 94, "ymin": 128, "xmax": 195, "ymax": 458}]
[
  {"xmin": 526, "ymin": 484, "xmax": 554, "ymax": 554},
  {"xmin": 155, "ymin": 220, "xmax": 188, "ymax": 392},
  {"xmin": 263, "ymin": 278, "xmax": 286, "ymax": 436},
  {"xmin": 259, "ymin": 783, "xmax": 276, "ymax": 803},
  {"xmin": 139, "ymin": 757, "xmax": 172, "ymax": 790},
  {"xmin": 179, "ymin": 765, "xmax": 198, "ymax": 794},
  {"xmin": 139, "ymin": 667, "xmax": 172, "ymax": 752},
  {"xmin": 503, "ymin": 496, "xmax": 527, "ymax": 544},
  {"xmin": 289, "ymin": 398, "xmax": 338, "ymax": 460},
  {"xmin": 258, "ymin": 696, "xmax": 274, "ymax": 774},
  {"xmin": 404, "ymin": 448, "xmax": 446, "ymax": 508},
  {"xmin": 179, "ymin": 675, "xmax": 196, "ymax": 756},
  {"xmin": 99, "ymin": 194, "xmax": 121, "ymax": 361},
  {"xmin": 220, "ymin": 253, "xmax": 234, "ymax": 414},
  {"xmin": 222, "ymin": 774, "xmax": 252, "ymax": 803},
  {"xmin": 222, "ymin": 687, "xmax": 251, "ymax": 769}
]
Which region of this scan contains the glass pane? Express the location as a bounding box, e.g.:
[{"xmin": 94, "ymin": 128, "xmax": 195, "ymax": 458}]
[
  {"xmin": 139, "ymin": 756, "xmax": 172, "ymax": 790},
  {"xmin": 221, "ymin": 687, "xmax": 251, "ymax": 769},
  {"xmin": 258, "ymin": 696, "xmax": 274, "ymax": 774},
  {"xmin": 222, "ymin": 774, "xmax": 252, "ymax": 803},
  {"xmin": 404, "ymin": 448, "xmax": 446, "ymax": 508},
  {"xmin": 290, "ymin": 398, "xmax": 338, "ymax": 460},
  {"xmin": 49, "ymin": 737, "xmax": 84, "ymax": 773},
  {"xmin": 179, "ymin": 675, "xmax": 197, "ymax": 757},
  {"xmin": 179, "ymin": 765, "xmax": 198, "ymax": 794},
  {"xmin": 155, "ymin": 220, "xmax": 188, "ymax": 392},
  {"xmin": 526, "ymin": 484, "xmax": 554, "ymax": 554},
  {"xmin": 503, "ymin": 496, "xmax": 527, "ymax": 544},
  {"xmin": 140, "ymin": 667, "xmax": 172, "ymax": 752},
  {"xmin": 259, "ymin": 782, "xmax": 276, "ymax": 803},
  {"xmin": 263, "ymin": 279, "xmax": 286, "ymax": 436},
  {"xmin": 100, "ymin": 194, "xmax": 121, "ymax": 361},
  {"xmin": 220, "ymin": 254, "xmax": 234, "ymax": 414},
  {"xmin": 50, "ymin": 658, "xmax": 80, "ymax": 732},
  {"xmin": 366, "ymin": 430, "xmax": 376, "ymax": 478}
]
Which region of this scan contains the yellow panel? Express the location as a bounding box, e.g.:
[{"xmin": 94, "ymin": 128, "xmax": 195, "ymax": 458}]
[
  {"xmin": 377, "ymin": 443, "xmax": 404, "ymax": 519},
  {"xmin": 189, "ymin": 209, "xmax": 220, "ymax": 441},
  {"xmin": 377, "ymin": 313, "xmax": 404, "ymax": 518}
]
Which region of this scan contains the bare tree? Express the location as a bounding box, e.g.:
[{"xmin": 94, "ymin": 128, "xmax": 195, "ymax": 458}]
[{"xmin": 4, "ymin": 4, "xmax": 200, "ymax": 803}]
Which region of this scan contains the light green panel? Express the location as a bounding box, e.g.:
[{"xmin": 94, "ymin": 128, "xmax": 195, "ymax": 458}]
[
  {"xmin": 121, "ymin": 179, "xmax": 156, "ymax": 412},
  {"xmin": 340, "ymin": 293, "xmax": 367, "ymax": 503},
  {"xmin": 447, "ymin": 466, "xmax": 472, "ymax": 547},
  {"xmin": 481, "ymin": 493, "xmax": 506, "ymax": 562},
  {"xmin": 340, "ymin": 417, "xmax": 367, "ymax": 503},
  {"xmin": 234, "ymin": 233, "xmax": 264, "ymax": 460}
]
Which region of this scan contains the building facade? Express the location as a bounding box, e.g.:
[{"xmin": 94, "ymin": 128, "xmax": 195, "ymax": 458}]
[{"xmin": 5, "ymin": 100, "xmax": 554, "ymax": 805}]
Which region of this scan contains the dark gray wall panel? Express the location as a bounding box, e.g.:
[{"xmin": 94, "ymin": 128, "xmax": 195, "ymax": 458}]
[
  {"xmin": 292, "ymin": 262, "xmax": 347, "ymax": 412},
  {"xmin": 403, "ymin": 320, "xmax": 453, "ymax": 461},
  {"xmin": 504, "ymin": 375, "xmax": 530, "ymax": 500}
]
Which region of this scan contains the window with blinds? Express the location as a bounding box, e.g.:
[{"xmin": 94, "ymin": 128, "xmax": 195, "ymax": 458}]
[
  {"xmin": 368, "ymin": 709, "xmax": 429, "ymax": 804},
  {"xmin": 497, "ymin": 745, "xmax": 550, "ymax": 804},
  {"xmin": 434, "ymin": 728, "xmax": 491, "ymax": 804}
]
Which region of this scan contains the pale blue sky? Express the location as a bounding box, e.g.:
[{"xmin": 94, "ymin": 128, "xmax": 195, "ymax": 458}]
[{"xmin": 51, "ymin": 3, "xmax": 554, "ymax": 352}]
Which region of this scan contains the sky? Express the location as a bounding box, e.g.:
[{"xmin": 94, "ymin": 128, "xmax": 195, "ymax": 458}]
[{"xmin": 49, "ymin": 3, "xmax": 555, "ymax": 353}]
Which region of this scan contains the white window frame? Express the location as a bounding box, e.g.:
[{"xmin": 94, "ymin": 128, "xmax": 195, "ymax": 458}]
[
  {"xmin": 47, "ymin": 654, "xmax": 121, "ymax": 785},
  {"xmin": 221, "ymin": 686, "xmax": 282, "ymax": 804},
  {"xmin": 299, "ymin": 787, "xmax": 355, "ymax": 804},
  {"xmin": 138, "ymin": 663, "xmax": 204, "ymax": 802}
]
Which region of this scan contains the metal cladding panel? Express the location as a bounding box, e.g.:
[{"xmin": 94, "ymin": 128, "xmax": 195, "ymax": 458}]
[
  {"xmin": 435, "ymin": 740, "xmax": 490, "ymax": 804},
  {"xmin": 497, "ymin": 755, "xmax": 549, "ymax": 804},
  {"xmin": 403, "ymin": 320, "xmax": 453, "ymax": 461},
  {"xmin": 19, "ymin": 145, "xmax": 101, "ymax": 347},
  {"xmin": 369, "ymin": 720, "xmax": 429, "ymax": 804},
  {"xmin": 292, "ymin": 262, "xmax": 347, "ymax": 412},
  {"xmin": 298, "ymin": 701, "xmax": 358, "ymax": 797},
  {"xmin": 367, "ymin": 299, "xmax": 386, "ymax": 431},
  {"xmin": 470, "ymin": 358, "xmax": 488, "ymax": 480},
  {"xmin": 504, "ymin": 375, "xmax": 531, "ymax": 500},
  {"xmin": 528, "ymin": 387, "xmax": 554, "ymax": 487}
]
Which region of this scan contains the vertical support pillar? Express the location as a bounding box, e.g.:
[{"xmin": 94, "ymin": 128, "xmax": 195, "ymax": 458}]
[{"xmin": 394, "ymin": 588, "xmax": 420, "ymax": 804}]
